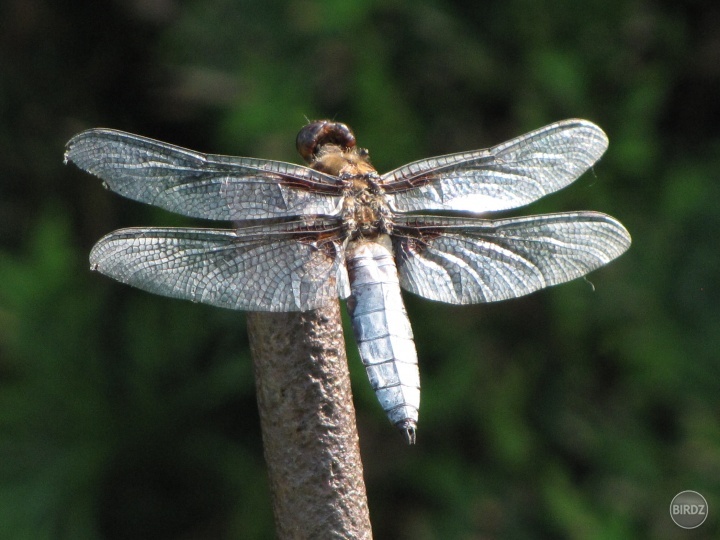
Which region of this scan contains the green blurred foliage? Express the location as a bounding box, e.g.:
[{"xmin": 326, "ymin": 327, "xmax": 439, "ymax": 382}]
[{"xmin": 1, "ymin": 0, "xmax": 719, "ymax": 538}]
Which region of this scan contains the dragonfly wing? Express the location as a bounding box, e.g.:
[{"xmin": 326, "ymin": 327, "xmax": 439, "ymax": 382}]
[
  {"xmin": 383, "ymin": 119, "xmax": 608, "ymax": 214},
  {"xmin": 66, "ymin": 129, "xmax": 345, "ymax": 220},
  {"xmin": 89, "ymin": 220, "xmax": 346, "ymax": 312},
  {"xmin": 393, "ymin": 212, "xmax": 630, "ymax": 304}
]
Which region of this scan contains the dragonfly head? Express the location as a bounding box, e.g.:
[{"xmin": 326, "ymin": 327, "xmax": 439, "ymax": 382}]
[{"xmin": 297, "ymin": 120, "xmax": 356, "ymax": 163}]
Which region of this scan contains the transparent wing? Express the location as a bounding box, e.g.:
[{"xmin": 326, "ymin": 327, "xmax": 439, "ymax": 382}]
[
  {"xmin": 66, "ymin": 129, "xmax": 345, "ymax": 220},
  {"xmin": 382, "ymin": 119, "xmax": 608, "ymax": 214},
  {"xmin": 393, "ymin": 212, "xmax": 631, "ymax": 304},
  {"xmin": 89, "ymin": 220, "xmax": 347, "ymax": 312}
]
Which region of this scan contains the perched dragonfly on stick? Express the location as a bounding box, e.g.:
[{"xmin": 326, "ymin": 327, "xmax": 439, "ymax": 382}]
[{"xmin": 65, "ymin": 119, "xmax": 631, "ymax": 444}]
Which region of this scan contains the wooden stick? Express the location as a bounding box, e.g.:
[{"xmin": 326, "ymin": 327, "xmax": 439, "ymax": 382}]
[{"xmin": 247, "ymin": 300, "xmax": 372, "ymax": 539}]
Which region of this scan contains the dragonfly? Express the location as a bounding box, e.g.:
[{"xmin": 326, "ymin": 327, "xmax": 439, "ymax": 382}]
[{"xmin": 65, "ymin": 119, "xmax": 631, "ymax": 444}]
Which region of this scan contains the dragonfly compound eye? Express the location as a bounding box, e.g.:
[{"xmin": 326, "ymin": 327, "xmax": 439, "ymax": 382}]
[{"xmin": 296, "ymin": 120, "xmax": 356, "ymax": 162}]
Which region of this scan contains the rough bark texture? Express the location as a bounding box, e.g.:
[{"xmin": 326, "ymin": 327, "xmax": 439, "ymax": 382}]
[{"xmin": 247, "ymin": 300, "xmax": 372, "ymax": 540}]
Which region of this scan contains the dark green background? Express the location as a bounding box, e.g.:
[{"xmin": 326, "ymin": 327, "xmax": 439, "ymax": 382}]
[{"xmin": 1, "ymin": 0, "xmax": 718, "ymax": 538}]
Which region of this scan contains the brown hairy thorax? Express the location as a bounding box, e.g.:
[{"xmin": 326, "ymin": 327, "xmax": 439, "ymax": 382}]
[
  {"xmin": 316, "ymin": 145, "xmax": 389, "ymax": 238},
  {"xmin": 297, "ymin": 121, "xmax": 389, "ymax": 238},
  {"xmin": 311, "ymin": 144, "xmax": 377, "ymax": 178}
]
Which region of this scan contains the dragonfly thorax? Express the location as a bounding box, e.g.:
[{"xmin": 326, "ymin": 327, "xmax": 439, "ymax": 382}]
[
  {"xmin": 307, "ymin": 140, "xmax": 391, "ymax": 239},
  {"xmin": 341, "ymin": 176, "xmax": 392, "ymax": 238}
]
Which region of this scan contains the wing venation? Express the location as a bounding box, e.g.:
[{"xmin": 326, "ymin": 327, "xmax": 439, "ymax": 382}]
[
  {"xmin": 393, "ymin": 212, "xmax": 630, "ymax": 304},
  {"xmin": 383, "ymin": 119, "xmax": 608, "ymax": 214},
  {"xmin": 66, "ymin": 129, "xmax": 345, "ymax": 220},
  {"xmin": 89, "ymin": 221, "xmax": 347, "ymax": 312}
]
